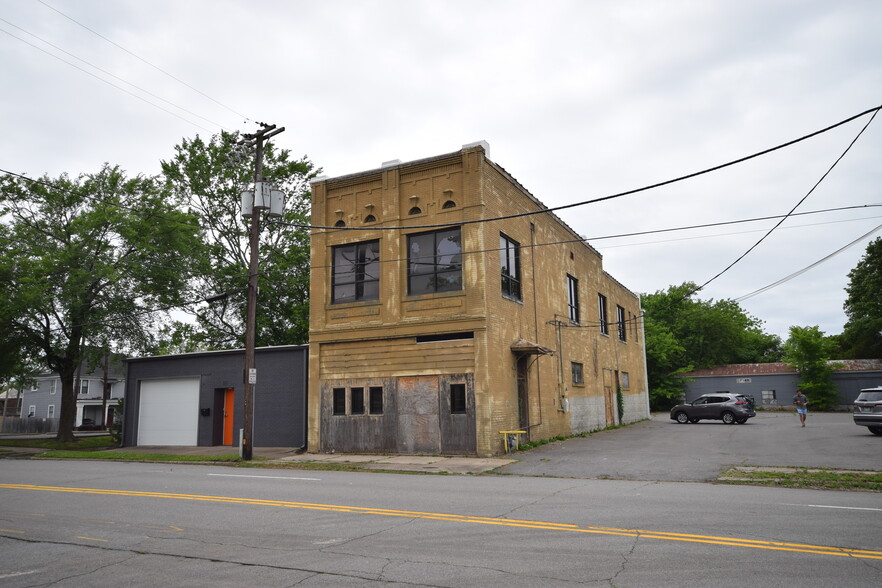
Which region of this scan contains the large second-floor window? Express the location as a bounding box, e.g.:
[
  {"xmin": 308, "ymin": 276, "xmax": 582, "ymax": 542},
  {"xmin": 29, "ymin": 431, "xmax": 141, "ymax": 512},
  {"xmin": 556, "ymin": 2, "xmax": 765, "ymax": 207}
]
[
  {"xmin": 408, "ymin": 227, "xmax": 462, "ymax": 295},
  {"xmin": 500, "ymin": 234, "xmax": 521, "ymax": 301},
  {"xmin": 332, "ymin": 240, "xmax": 380, "ymax": 304},
  {"xmin": 598, "ymin": 293, "xmax": 609, "ymax": 335},
  {"xmin": 567, "ymin": 274, "xmax": 579, "ymax": 323}
]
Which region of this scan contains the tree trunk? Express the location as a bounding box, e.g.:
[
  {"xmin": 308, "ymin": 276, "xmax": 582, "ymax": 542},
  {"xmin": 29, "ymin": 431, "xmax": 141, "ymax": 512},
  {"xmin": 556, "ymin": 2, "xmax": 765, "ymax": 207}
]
[{"xmin": 56, "ymin": 364, "xmax": 78, "ymax": 443}]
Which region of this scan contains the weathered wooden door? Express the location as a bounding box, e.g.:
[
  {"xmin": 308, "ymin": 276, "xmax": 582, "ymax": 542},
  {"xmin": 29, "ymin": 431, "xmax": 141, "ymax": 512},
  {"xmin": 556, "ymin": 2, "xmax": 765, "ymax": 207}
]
[
  {"xmin": 396, "ymin": 376, "xmax": 441, "ymax": 454},
  {"xmin": 603, "ymin": 368, "xmax": 616, "ymax": 427}
]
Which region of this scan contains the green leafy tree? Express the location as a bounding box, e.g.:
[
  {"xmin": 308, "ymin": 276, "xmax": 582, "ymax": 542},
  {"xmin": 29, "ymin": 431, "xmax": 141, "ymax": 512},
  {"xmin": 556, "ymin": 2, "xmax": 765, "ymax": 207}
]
[
  {"xmin": 839, "ymin": 237, "xmax": 882, "ymax": 359},
  {"xmin": 782, "ymin": 325, "xmax": 841, "ymax": 410},
  {"xmin": 0, "ymin": 165, "xmax": 205, "ymax": 441},
  {"xmin": 160, "ymin": 132, "xmax": 319, "ymax": 350},
  {"xmin": 641, "ymin": 282, "xmax": 782, "ymax": 410}
]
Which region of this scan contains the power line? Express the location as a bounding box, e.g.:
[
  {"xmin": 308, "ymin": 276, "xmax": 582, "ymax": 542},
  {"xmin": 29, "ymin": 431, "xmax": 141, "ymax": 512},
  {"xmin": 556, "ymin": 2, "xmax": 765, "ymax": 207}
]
[
  {"xmin": 37, "ymin": 0, "xmax": 253, "ymax": 124},
  {"xmin": 0, "ymin": 24, "xmax": 214, "ymax": 133},
  {"xmin": 694, "ymin": 107, "xmax": 879, "ymax": 292},
  {"xmin": 735, "ymin": 223, "xmax": 882, "ymax": 302},
  {"xmin": 0, "ymin": 17, "xmax": 228, "ymax": 131},
  {"xmin": 0, "ymin": 167, "xmax": 203, "ymax": 230},
  {"xmin": 287, "ymin": 104, "xmax": 882, "ymax": 232}
]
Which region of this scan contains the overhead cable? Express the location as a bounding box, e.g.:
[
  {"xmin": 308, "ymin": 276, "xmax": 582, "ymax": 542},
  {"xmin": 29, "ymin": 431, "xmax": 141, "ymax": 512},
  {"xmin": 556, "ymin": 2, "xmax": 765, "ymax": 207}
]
[
  {"xmin": 37, "ymin": 0, "xmax": 253, "ymax": 124},
  {"xmin": 0, "ymin": 25, "xmax": 214, "ymax": 133},
  {"xmin": 735, "ymin": 223, "xmax": 882, "ymax": 302}
]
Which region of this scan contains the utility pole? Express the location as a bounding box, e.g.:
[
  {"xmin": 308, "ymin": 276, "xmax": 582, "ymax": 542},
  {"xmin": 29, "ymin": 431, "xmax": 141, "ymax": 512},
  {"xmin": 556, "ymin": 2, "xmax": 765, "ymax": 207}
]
[{"xmin": 238, "ymin": 123, "xmax": 285, "ymax": 461}]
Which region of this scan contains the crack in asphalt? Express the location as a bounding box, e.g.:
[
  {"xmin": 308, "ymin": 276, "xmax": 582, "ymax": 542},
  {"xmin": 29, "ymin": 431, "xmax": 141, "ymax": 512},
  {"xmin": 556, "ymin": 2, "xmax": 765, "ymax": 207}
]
[{"xmin": 0, "ymin": 533, "xmax": 445, "ymax": 586}]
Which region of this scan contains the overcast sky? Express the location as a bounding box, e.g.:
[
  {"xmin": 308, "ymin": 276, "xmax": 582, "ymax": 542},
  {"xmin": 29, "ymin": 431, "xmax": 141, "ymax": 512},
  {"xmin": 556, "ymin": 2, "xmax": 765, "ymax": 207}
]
[{"xmin": 2, "ymin": 0, "xmax": 880, "ymax": 343}]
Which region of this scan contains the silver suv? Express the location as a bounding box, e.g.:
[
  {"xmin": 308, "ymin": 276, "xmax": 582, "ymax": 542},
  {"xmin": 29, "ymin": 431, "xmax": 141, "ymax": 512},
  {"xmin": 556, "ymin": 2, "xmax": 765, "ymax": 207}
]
[
  {"xmin": 853, "ymin": 387, "xmax": 882, "ymax": 436},
  {"xmin": 670, "ymin": 393, "xmax": 756, "ymax": 425}
]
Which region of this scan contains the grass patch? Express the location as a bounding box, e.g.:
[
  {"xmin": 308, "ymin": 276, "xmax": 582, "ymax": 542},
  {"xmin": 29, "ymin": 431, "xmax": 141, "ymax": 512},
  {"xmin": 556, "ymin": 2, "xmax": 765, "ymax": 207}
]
[
  {"xmin": 0, "ymin": 436, "xmax": 116, "ymax": 451},
  {"xmin": 36, "ymin": 450, "xmax": 247, "ymax": 462},
  {"xmin": 718, "ymin": 466, "xmax": 882, "ymax": 492}
]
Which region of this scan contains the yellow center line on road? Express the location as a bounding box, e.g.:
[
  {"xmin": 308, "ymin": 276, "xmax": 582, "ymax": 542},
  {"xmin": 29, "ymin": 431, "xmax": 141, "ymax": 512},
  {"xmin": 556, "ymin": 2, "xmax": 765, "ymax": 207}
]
[{"xmin": 2, "ymin": 483, "xmax": 879, "ymax": 560}]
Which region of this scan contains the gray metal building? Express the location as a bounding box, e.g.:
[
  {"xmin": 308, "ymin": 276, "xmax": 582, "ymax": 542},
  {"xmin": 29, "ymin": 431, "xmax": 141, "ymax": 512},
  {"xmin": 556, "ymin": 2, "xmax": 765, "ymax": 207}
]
[
  {"xmin": 681, "ymin": 360, "xmax": 882, "ymax": 409},
  {"xmin": 123, "ymin": 345, "xmax": 307, "ymax": 448}
]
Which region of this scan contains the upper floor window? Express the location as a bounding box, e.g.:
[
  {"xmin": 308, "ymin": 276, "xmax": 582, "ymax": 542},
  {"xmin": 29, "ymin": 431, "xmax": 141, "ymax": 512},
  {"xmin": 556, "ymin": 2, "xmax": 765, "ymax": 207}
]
[
  {"xmin": 332, "ymin": 240, "xmax": 380, "ymax": 304},
  {"xmin": 598, "ymin": 293, "xmax": 609, "ymax": 335},
  {"xmin": 79, "ymin": 380, "xmax": 89, "ymax": 395},
  {"xmin": 500, "ymin": 234, "xmax": 521, "ymax": 301},
  {"xmin": 408, "ymin": 227, "xmax": 462, "ymax": 295},
  {"xmin": 567, "ymin": 274, "xmax": 579, "ymax": 323},
  {"xmin": 50, "ymin": 380, "xmax": 57, "ymax": 395},
  {"xmin": 617, "ymin": 305, "xmax": 627, "ymax": 341}
]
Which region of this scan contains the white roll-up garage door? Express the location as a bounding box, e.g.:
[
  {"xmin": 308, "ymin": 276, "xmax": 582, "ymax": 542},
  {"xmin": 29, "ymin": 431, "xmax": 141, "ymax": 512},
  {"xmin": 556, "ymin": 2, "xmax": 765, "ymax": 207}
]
[{"xmin": 138, "ymin": 378, "xmax": 200, "ymax": 446}]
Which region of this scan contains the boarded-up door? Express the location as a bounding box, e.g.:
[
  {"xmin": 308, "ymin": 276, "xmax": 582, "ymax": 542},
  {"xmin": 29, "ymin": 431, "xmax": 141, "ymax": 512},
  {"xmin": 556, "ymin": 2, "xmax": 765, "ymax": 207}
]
[
  {"xmin": 603, "ymin": 368, "xmax": 616, "ymax": 427},
  {"xmin": 397, "ymin": 376, "xmax": 440, "ymax": 454}
]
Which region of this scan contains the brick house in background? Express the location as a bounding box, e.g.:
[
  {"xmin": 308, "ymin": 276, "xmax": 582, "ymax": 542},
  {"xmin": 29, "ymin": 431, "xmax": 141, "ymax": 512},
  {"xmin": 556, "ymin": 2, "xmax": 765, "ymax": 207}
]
[{"xmin": 308, "ymin": 142, "xmax": 649, "ymax": 456}]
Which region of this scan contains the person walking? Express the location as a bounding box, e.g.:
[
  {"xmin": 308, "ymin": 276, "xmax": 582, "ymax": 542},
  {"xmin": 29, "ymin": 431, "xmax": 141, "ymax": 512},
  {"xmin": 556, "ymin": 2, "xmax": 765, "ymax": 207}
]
[{"xmin": 793, "ymin": 389, "xmax": 809, "ymax": 427}]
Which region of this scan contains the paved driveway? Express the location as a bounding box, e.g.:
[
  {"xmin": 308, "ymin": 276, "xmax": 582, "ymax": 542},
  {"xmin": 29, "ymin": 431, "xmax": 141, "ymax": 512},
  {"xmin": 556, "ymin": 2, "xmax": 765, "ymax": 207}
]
[{"xmin": 496, "ymin": 411, "xmax": 880, "ymax": 482}]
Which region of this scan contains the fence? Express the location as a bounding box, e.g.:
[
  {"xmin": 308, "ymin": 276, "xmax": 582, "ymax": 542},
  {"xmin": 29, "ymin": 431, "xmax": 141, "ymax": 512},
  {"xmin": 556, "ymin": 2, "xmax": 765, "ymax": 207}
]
[{"xmin": 0, "ymin": 417, "xmax": 59, "ymax": 434}]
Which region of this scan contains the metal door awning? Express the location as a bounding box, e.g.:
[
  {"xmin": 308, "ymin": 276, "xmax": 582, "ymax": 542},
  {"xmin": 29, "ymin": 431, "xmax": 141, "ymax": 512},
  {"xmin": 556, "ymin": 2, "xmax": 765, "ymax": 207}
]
[{"xmin": 510, "ymin": 338, "xmax": 554, "ymax": 356}]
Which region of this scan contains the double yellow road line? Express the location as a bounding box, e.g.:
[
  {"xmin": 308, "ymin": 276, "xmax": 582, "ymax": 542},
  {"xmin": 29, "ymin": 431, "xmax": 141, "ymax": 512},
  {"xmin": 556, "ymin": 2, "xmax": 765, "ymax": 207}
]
[{"xmin": 2, "ymin": 483, "xmax": 880, "ymax": 560}]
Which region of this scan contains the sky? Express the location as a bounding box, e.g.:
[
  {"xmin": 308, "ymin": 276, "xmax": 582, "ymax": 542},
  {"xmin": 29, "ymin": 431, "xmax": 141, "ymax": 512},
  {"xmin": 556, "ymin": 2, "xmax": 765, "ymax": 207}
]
[{"xmin": 2, "ymin": 0, "xmax": 880, "ymax": 342}]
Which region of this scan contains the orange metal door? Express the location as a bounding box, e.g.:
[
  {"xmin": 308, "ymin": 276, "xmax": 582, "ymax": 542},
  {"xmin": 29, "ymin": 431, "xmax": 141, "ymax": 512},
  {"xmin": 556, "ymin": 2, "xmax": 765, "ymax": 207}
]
[{"xmin": 223, "ymin": 388, "xmax": 235, "ymax": 446}]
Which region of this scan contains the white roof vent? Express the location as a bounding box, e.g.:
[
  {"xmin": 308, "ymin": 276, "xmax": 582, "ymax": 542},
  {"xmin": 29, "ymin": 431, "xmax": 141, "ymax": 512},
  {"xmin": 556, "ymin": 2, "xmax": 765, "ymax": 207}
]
[{"xmin": 462, "ymin": 140, "xmax": 489, "ymax": 157}]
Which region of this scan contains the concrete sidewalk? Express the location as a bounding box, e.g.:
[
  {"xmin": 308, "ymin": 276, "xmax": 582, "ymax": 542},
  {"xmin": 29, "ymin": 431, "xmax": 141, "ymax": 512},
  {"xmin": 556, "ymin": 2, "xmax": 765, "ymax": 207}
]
[
  {"xmin": 104, "ymin": 445, "xmax": 518, "ymax": 475},
  {"xmin": 2, "ymin": 439, "xmax": 517, "ymax": 474}
]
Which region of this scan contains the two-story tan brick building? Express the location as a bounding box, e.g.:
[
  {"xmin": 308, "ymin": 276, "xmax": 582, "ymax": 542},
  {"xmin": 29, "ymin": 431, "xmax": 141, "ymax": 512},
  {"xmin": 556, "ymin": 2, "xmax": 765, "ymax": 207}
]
[{"xmin": 308, "ymin": 142, "xmax": 649, "ymax": 456}]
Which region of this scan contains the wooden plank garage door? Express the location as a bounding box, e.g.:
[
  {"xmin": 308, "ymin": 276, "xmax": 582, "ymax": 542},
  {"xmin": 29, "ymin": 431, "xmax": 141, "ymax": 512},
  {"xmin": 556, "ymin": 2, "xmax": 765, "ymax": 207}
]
[{"xmin": 138, "ymin": 378, "xmax": 200, "ymax": 446}]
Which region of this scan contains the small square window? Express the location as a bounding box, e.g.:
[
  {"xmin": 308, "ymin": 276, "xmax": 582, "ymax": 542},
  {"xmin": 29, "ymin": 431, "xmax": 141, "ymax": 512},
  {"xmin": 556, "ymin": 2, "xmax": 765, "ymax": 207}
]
[
  {"xmin": 450, "ymin": 383, "xmax": 467, "ymax": 413},
  {"xmin": 351, "ymin": 387, "xmax": 365, "ymax": 415},
  {"xmin": 369, "ymin": 387, "xmax": 384, "ymax": 414},
  {"xmin": 332, "ymin": 388, "xmax": 346, "ymax": 415}
]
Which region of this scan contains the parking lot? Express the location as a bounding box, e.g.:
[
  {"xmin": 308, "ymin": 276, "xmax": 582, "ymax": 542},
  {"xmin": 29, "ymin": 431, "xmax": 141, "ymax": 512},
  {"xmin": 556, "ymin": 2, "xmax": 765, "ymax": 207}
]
[{"xmin": 497, "ymin": 411, "xmax": 881, "ymax": 482}]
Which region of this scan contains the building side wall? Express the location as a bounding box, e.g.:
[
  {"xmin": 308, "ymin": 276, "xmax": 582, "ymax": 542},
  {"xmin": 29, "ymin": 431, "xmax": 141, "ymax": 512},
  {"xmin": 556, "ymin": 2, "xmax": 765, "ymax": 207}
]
[{"xmin": 480, "ymin": 162, "xmax": 649, "ymax": 448}]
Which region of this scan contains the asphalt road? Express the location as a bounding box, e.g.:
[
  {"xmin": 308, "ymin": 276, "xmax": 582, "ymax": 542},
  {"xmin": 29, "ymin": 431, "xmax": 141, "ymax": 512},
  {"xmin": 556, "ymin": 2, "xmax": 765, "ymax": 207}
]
[
  {"xmin": 498, "ymin": 411, "xmax": 882, "ymax": 481},
  {"xmin": 1, "ymin": 459, "xmax": 880, "ymax": 587}
]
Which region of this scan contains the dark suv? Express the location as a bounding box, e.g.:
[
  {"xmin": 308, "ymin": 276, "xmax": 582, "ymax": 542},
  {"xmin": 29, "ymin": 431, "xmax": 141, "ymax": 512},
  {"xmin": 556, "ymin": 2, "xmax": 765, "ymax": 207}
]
[
  {"xmin": 853, "ymin": 387, "xmax": 882, "ymax": 436},
  {"xmin": 670, "ymin": 393, "xmax": 756, "ymax": 425}
]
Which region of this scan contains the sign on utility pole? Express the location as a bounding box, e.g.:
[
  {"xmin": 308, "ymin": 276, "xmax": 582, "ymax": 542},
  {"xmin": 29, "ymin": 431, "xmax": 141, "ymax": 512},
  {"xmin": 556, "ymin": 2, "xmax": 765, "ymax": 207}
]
[{"xmin": 238, "ymin": 122, "xmax": 285, "ymax": 461}]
